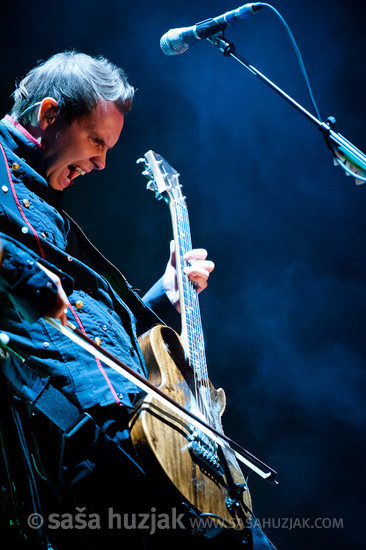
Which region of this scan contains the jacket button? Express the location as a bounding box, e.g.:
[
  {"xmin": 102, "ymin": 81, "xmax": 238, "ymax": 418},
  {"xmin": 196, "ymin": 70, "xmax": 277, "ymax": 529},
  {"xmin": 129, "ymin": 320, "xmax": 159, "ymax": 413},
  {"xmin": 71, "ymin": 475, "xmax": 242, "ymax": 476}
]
[
  {"xmin": 12, "ymin": 162, "xmax": 20, "ymax": 171},
  {"xmin": 21, "ymin": 226, "xmax": 28, "ymax": 234},
  {"xmin": 23, "ymin": 198, "xmax": 30, "ymax": 208},
  {"xmin": 1, "ymin": 185, "xmax": 8, "ymax": 193},
  {"xmin": 67, "ymin": 255, "xmax": 73, "ymax": 262},
  {"xmin": 75, "ymin": 300, "xmax": 83, "ymax": 310}
]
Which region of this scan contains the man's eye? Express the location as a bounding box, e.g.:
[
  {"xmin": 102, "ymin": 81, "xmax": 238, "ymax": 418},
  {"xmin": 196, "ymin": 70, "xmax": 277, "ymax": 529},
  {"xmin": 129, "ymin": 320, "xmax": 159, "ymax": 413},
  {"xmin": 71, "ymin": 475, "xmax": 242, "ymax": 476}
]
[{"xmin": 91, "ymin": 137, "xmax": 102, "ymax": 147}]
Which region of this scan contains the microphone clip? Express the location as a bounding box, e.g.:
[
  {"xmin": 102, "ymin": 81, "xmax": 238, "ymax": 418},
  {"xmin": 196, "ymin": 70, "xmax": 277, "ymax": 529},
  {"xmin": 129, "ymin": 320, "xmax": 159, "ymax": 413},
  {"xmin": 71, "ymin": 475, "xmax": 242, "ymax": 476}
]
[{"xmin": 206, "ymin": 34, "xmax": 236, "ymax": 57}]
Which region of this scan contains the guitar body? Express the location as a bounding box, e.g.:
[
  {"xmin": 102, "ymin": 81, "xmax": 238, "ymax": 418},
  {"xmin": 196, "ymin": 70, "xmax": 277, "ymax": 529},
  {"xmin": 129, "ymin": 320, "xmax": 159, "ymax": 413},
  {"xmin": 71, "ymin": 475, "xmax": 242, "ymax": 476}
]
[{"xmin": 129, "ymin": 324, "xmax": 252, "ymax": 528}]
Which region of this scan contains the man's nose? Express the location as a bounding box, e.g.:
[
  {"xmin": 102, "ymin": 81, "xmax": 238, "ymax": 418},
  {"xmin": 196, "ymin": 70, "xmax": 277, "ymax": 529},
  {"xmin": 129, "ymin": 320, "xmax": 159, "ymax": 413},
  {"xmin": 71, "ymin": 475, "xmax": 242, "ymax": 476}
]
[{"xmin": 91, "ymin": 150, "xmax": 107, "ymax": 170}]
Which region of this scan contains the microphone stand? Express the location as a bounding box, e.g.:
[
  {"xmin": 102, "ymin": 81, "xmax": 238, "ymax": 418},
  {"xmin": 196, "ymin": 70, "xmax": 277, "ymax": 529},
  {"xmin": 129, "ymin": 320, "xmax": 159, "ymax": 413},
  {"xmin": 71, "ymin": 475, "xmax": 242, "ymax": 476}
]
[{"xmin": 206, "ymin": 34, "xmax": 366, "ymax": 182}]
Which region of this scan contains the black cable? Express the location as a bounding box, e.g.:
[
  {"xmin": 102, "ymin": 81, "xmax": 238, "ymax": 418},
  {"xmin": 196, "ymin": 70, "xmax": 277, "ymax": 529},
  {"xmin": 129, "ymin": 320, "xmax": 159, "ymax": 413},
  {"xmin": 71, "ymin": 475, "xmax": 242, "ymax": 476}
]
[{"xmin": 259, "ymin": 3, "xmax": 322, "ymax": 122}]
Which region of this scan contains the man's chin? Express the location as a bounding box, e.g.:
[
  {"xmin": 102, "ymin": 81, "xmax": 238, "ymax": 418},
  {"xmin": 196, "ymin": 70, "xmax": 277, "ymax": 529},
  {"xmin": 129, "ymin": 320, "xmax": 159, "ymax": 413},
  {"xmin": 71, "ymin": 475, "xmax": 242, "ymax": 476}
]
[{"xmin": 48, "ymin": 177, "xmax": 71, "ymax": 191}]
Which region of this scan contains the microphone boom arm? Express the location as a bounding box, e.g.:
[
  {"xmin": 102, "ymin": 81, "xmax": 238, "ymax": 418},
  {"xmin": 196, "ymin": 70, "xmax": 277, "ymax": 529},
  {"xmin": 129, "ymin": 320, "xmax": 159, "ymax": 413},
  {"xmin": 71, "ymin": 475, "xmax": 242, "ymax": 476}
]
[{"xmin": 207, "ymin": 34, "xmax": 366, "ymax": 183}]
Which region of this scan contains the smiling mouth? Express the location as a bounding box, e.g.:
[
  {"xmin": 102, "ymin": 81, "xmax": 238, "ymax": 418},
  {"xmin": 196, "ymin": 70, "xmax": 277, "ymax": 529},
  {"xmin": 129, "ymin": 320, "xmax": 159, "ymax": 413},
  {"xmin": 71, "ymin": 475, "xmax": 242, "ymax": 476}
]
[{"xmin": 66, "ymin": 165, "xmax": 86, "ymax": 185}]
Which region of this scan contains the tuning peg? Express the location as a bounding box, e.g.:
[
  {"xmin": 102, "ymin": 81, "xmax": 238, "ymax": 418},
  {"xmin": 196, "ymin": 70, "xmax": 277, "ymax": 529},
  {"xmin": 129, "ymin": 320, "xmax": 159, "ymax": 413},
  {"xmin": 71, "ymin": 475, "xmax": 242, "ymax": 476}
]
[
  {"xmin": 141, "ymin": 170, "xmax": 152, "ymax": 179},
  {"xmin": 136, "ymin": 158, "xmax": 146, "ymax": 165},
  {"xmin": 146, "ymin": 181, "xmax": 156, "ymax": 191}
]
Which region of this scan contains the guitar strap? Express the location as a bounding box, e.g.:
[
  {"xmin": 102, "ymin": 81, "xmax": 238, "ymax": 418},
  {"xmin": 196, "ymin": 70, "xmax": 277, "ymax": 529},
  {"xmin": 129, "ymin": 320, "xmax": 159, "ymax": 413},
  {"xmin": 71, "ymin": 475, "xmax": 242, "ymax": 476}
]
[{"xmin": 62, "ymin": 210, "xmax": 166, "ymax": 332}]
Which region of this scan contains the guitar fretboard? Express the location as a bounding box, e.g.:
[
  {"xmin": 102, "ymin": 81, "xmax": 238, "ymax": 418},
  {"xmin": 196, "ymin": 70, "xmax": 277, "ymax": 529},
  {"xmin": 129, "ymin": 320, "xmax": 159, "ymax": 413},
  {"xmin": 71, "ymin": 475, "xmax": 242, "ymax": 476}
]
[{"xmin": 173, "ymin": 199, "xmax": 209, "ymax": 384}]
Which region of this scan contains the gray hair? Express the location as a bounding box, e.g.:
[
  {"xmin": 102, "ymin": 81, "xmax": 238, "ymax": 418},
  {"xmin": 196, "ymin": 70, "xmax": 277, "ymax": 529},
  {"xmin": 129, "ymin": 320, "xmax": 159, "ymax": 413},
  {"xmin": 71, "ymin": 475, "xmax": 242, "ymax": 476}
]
[{"xmin": 11, "ymin": 51, "xmax": 134, "ymax": 125}]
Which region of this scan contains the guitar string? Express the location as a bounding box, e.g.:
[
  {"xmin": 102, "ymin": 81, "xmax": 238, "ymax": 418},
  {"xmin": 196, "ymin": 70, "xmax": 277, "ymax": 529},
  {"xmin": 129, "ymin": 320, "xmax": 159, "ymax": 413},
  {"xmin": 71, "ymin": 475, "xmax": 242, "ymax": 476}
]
[
  {"xmin": 180, "ymin": 200, "xmax": 214, "ymax": 424},
  {"xmin": 176, "ymin": 202, "xmax": 202, "ymax": 415},
  {"xmin": 177, "ymin": 199, "xmax": 215, "ymax": 426},
  {"xmin": 176, "ymin": 200, "xmax": 206, "ymax": 418}
]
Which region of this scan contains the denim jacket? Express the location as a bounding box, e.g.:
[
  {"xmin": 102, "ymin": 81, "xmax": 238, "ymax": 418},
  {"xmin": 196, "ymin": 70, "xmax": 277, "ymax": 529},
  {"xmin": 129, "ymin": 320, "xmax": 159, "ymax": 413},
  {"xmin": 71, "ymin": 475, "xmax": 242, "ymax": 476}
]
[{"xmin": 0, "ymin": 115, "xmax": 171, "ymax": 411}]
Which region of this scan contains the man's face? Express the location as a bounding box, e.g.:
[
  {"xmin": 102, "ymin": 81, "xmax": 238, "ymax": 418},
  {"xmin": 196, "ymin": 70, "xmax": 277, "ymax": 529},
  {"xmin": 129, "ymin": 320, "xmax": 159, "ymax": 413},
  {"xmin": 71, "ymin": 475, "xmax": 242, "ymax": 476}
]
[{"xmin": 41, "ymin": 100, "xmax": 125, "ymax": 191}]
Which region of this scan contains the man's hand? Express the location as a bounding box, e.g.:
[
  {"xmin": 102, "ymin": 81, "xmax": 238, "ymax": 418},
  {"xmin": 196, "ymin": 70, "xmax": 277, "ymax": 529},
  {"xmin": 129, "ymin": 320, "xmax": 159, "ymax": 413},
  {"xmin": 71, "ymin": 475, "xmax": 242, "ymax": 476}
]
[
  {"xmin": 36, "ymin": 263, "xmax": 69, "ymax": 325},
  {"xmin": 163, "ymin": 240, "xmax": 215, "ymax": 312}
]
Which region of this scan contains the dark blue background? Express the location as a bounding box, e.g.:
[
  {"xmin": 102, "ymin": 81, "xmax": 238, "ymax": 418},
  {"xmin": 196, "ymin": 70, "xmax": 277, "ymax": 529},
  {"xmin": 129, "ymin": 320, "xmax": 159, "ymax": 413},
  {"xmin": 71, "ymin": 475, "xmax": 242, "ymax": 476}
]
[{"xmin": 2, "ymin": 1, "xmax": 366, "ymax": 548}]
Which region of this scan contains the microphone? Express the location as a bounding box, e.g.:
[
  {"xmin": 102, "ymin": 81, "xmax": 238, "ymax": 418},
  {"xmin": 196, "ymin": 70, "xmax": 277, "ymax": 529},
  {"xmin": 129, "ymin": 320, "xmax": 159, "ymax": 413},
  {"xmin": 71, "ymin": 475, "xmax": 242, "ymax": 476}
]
[{"xmin": 160, "ymin": 3, "xmax": 263, "ymax": 56}]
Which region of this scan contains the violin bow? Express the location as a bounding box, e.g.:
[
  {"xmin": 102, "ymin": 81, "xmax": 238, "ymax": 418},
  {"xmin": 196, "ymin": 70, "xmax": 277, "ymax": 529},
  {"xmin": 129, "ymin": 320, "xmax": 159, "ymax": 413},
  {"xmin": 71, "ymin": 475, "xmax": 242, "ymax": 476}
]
[{"xmin": 45, "ymin": 317, "xmax": 278, "ymax": 484}]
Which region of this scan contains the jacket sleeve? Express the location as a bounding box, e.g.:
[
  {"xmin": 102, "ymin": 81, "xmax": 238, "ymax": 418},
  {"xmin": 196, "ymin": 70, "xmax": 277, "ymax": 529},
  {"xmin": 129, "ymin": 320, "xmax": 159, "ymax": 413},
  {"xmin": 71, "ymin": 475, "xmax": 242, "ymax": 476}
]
[
  {"xmin": 0, "ymin": 233, "xmax": 73, "ymax": 323},
  {"xmin": 142, "ymin": 276, "xmax": 180, "ymax": 331}
]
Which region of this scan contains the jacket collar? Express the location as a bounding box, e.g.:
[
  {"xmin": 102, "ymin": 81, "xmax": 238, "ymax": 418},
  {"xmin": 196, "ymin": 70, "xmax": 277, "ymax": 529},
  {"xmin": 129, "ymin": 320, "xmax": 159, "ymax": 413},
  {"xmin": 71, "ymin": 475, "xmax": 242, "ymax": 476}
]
[
  {"xmin": 0, "ymin": 115, "xmax": 63, "ymax": 206},
  {"xmin": 0, "ymin": 115, "xmax": 46, "ymax": 175}
]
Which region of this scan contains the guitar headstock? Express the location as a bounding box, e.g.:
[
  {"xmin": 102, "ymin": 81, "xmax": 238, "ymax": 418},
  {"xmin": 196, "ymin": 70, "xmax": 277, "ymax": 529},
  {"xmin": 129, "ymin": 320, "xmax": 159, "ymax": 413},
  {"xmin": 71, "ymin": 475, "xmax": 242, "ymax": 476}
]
[{"xmin": 137, "ymin": 150, "xmax": 186, "ymax": 205}]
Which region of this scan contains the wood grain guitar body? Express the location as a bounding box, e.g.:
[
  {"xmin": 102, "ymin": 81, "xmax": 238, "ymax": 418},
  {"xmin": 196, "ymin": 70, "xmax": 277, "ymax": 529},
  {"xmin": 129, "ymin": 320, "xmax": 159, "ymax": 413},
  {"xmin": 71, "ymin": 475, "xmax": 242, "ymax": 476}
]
[{"xmin": 129, "ymin": 324, "xmax": 252, "ymax": 530}]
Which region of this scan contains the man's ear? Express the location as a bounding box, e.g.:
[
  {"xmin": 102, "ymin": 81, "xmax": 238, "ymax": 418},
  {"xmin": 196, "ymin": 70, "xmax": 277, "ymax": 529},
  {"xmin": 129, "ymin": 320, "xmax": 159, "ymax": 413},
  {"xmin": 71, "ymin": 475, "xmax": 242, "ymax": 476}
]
[{"xmin": 37, "ymin": 97, "xmax": 59, "ymax": 130}]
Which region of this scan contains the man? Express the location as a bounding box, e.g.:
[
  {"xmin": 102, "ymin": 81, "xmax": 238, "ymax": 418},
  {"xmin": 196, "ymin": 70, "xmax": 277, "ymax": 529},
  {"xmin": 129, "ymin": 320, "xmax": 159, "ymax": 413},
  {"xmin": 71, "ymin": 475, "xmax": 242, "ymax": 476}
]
[{"xmin": 0, "ymin": 51, "xmax": 275, "ymax": 550}]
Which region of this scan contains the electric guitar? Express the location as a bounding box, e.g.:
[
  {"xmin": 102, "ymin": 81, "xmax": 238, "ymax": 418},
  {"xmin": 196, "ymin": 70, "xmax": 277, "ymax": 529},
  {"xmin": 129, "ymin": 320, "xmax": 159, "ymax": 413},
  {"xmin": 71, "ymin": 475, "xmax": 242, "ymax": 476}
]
[{"xmin": 129, "ymin": 150, "xmax": 253, "ymax": 528}]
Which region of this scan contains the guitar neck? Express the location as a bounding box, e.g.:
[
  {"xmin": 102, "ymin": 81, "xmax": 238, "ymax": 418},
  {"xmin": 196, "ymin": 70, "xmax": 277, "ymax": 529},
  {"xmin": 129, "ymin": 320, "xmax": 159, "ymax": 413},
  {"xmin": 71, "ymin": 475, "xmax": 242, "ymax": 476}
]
[
  {"xmin": 169, "ymin": 199, "xmax": 208, "ymax": 379},
  {"xmin": 139, "ymin": 149, "xmax": 209, "ymax": 381}
]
